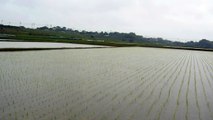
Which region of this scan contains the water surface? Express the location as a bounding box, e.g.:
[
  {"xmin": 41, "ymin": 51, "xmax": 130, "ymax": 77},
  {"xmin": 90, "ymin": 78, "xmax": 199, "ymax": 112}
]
[{"xmin": 0, "ymin": 40, "xmax": 105, "ymax": 48}]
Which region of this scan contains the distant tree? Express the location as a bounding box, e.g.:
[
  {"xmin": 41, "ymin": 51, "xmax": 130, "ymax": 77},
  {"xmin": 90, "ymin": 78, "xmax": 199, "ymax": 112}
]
[
  {"xmin": 185, "ymin": 41, "xmax": 195, "ymax": 47},
  {"xmin": 90, "ymin": 35, "xmax": 95, "ymax": 39},
  {"xmin": 52, "ymin": 26, "xmax": 66, "ymax": 31},
  {"xmin": 198, "ymin": 39, "xmax": 213, "ymax": 48},
  {"xmin": 37, "ymin": 26, "xmax": 49, "ymax": 30}
]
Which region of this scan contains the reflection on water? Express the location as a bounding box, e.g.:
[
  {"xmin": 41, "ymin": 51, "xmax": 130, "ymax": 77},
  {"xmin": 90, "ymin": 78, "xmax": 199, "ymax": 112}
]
[{"xmin": 0, "ymin": 40, "xmax": 104, "ymax": 48}]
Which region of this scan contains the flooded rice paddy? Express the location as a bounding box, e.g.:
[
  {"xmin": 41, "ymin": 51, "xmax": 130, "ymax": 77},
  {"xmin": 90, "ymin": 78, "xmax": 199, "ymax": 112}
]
[
  {"xmin": 0, "ymin": 41, "xmax": 105, "ymax": 48},
  {"xmin": 0, "ymin": 47, "xmax": 213, "ymax": 120}
]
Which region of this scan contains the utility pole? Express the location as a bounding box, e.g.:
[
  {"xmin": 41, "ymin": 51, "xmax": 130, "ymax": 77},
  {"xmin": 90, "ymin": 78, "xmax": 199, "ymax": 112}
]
[{"xmin": 1, "ymin": 20, "xmax": 3, "ymax": 25}]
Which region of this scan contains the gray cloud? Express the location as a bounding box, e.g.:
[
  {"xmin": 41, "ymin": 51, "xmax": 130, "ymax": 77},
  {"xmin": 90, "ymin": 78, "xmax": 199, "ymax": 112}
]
[{"xmin": 0, "ymin": 0, "xmax": 213, "ymax": 41}]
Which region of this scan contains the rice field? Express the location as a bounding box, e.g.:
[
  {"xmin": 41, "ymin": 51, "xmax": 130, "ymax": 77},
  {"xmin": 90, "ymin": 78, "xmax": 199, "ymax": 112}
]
[
  {"xmin": 0, "ymin": 47, "xmax": 213, "ymax": 120},
  {"xmin": 0, "ymin": 41, "xmax": 106, "ymax": 48}
]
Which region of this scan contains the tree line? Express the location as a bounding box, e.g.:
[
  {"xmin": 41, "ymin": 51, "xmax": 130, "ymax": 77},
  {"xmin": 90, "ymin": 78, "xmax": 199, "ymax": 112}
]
[{"xmin": 1, "ymin": 24, "xmax": 213, "ymax": 49}]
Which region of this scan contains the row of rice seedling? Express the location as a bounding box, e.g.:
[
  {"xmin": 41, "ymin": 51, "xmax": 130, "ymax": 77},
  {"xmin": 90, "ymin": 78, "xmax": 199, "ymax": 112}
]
[{"xmin": 0, "ymin": 47, "xmax": 213, "ymax": 120}]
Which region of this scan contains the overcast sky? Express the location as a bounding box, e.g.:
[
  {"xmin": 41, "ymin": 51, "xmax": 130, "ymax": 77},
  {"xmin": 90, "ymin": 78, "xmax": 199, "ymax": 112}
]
[{"xmin": 0, "ymin": 0, "xmax": 213, "ymax": 42}]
